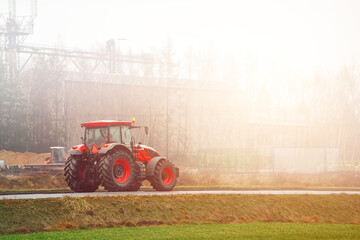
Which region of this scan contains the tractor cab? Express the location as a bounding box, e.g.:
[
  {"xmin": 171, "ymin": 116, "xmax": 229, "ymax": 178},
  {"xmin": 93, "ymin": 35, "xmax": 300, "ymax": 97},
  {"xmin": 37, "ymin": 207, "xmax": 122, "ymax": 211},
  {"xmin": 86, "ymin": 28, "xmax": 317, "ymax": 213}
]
[
  {"xmin": 83, "ymin": 124, "xmax": 132, "ymax": 150},
  {"xmin": 80, "ymin": 120, "xmax": 134, "ymax": 152},
  {"xmin": 50, "ymin": 147, "xmax": 66, "ymax": 163},
  {"xmin": 80, "ymin": 120, "xmax": 150, "ymax": 157}
]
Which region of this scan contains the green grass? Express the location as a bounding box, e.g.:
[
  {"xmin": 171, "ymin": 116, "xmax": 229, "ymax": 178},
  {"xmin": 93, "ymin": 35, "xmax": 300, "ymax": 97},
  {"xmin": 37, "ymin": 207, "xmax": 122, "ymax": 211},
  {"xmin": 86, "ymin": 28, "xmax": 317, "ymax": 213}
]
[{"xmin": 2, "ymin": 222, "xmax": 360, "ymax": 240}]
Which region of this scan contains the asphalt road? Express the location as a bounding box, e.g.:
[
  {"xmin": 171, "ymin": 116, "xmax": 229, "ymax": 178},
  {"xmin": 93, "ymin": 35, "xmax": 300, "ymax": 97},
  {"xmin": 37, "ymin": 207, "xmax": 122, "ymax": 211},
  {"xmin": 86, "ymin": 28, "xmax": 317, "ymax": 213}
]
[{"xmin": 1, "ymin": 190, "xmax": 360, "ymax": 200}]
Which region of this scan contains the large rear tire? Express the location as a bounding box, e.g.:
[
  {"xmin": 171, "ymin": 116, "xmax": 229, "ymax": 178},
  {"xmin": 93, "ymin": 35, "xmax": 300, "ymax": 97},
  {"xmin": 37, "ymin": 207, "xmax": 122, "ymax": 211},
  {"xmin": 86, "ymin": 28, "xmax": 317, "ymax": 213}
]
[
  {"xmin": 64, "ymin": 156, "xmax": 100, "ymax": 192},
  {"xmin": 150, "ymin": 159, "xmax": 177, "ymax": 191},
  {"xmin": 99, "ymin": 149, "xmax": 136, "ymax": 191}
]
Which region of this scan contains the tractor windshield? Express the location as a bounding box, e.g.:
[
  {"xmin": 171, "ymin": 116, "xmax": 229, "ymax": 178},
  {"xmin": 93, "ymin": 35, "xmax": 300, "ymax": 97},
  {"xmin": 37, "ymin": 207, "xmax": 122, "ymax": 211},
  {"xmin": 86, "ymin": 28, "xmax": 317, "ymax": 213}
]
[
  {"xmin": 108, "ymin": 126, "xmax": 131, "ymax": 144},
  {"xmin": 85, "ymin": 127, "xmax": 109, "ymax": 149},
  {"xmin": 121, "ymin": 126, "xmax": 131, "ymax": 144},
  {"xmin": 109, "ymin": 126, "xmax": 121, "ymax": 143}
]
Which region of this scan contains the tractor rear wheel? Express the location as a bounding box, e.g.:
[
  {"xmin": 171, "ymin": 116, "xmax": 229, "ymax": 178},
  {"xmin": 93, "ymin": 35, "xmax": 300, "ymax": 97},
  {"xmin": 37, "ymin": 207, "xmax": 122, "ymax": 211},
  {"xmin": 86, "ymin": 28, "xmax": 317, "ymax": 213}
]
[
  {"xmin": 150, "ymin": 159, "xmax": 177, "ymax": 191},
  {"xmin": 64, "ymin": 156, "xmax": 99, "ymax": 192},
  {"xmin": 99, "ymin": 149, "xmax": 136, "ymax": 191}
]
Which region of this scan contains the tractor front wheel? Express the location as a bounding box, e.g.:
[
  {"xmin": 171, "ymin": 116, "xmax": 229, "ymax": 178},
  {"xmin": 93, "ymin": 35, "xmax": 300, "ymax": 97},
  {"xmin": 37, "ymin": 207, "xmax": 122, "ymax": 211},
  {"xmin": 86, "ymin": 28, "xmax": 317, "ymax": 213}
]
[
  {"xmin": 64, "ymin": 156, "xmax": 99, "ymax": 192},
  {"xmin": 150, "ymin": 159, "xmax": 177, "ymax": 191},
  {"xmin": 99, "ymin": 150, "xmax": 136, "ymax": 191}
]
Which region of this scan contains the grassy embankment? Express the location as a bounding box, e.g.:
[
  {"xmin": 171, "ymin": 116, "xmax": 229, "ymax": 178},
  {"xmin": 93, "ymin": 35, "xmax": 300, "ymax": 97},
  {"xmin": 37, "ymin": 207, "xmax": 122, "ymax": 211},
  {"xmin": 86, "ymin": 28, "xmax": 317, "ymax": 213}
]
[
  {"xmin": 0, "ymin": 194, "xmax": 359, "ymax": 235},
  {"xmin": 2, "ymin": 222, "xmax": 360, "ymax": 240}
]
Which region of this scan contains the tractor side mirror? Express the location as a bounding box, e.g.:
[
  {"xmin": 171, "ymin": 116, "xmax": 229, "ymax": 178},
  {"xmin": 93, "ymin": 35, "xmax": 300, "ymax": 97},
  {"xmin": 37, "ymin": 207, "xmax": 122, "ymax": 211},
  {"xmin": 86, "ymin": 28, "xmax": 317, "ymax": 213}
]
[{"xmin": 145, "ymin": 126, "xmax": 149, "ymax": 135}]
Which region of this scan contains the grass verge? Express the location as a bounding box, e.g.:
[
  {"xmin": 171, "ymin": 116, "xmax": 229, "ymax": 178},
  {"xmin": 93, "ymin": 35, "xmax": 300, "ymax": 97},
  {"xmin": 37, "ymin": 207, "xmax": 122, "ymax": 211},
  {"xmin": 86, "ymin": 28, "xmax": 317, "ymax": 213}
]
[
  {"xmin": 0, "ymin": 194, "xmax": 359, "ymax": 235},
  {"xmin": 2, "ymin": 222, "xmax": 360, "ymax": 240}
]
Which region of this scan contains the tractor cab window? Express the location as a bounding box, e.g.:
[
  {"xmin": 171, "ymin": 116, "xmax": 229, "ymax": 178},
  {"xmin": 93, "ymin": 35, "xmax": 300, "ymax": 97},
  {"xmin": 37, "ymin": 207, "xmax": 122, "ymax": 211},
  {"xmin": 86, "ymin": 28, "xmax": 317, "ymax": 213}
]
[
  {"xmin": 109, "ymin": 126, "xmax": 121, "ymax": 143},
  {"xmin": 121, "ymin": 126, "xmax": 131, "ymax": 144},
  {"xmin": 85, "ymin": 127, "xmax": 108, "ymax": 149}
]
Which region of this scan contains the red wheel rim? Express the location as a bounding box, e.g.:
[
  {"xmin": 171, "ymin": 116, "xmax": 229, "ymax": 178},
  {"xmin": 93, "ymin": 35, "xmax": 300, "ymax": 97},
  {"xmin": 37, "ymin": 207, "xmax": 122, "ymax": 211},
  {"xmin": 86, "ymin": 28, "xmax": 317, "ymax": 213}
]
[
  {"xmin": 161, "ymin": 166, "xmax": 173, "ymax": 185},
  {"xmin": 113, "ymin": 158, "xmax": 130, "ymax": 183}
]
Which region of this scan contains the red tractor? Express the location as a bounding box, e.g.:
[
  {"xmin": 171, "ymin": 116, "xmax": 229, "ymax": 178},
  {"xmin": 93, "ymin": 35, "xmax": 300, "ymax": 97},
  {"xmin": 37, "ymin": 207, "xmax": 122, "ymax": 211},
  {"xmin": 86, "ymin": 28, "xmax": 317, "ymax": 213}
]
[{"xmin": 64, "ymin": 120, "xmax": 179, "ymax": 192}]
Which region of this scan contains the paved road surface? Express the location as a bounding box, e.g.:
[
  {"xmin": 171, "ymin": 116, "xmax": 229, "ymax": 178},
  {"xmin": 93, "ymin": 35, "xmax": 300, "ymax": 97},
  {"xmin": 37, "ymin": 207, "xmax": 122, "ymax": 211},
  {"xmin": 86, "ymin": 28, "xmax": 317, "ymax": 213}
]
[{"xmin": 1, "ymin": 190, "xmax": 359, "ymax": 200}]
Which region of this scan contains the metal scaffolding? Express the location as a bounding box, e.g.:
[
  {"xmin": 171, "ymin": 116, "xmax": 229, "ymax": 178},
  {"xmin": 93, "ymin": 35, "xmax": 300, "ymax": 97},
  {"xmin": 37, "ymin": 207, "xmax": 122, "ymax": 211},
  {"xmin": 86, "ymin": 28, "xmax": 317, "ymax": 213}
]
[{"xmin": 0, "ymin": 0, "xmax": 153, "ymax": 80}]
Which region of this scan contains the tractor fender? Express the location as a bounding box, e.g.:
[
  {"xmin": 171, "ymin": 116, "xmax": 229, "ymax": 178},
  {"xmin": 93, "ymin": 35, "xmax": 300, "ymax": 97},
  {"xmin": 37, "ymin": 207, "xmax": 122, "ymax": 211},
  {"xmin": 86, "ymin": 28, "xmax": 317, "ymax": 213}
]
[
  {"xmin": 99, "ymin": 143, "xmax": 132, "ymax": 156},
  {"xmin": 146, "ymin": 156, "xmax": 166, "ymax": 177},
  {"xmin": 68, "ymin": 144, "xmax": 87, "ymax": 156}
]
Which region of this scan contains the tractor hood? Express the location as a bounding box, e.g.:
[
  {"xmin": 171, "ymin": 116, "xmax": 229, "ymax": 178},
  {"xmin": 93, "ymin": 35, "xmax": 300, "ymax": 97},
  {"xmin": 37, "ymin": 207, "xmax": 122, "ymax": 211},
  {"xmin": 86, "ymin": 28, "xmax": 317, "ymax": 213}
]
[
  {"xmin": 133, "ymin": 144, "xmax": 160, "ymax": 155},
  {"xmin": 133, "ymin": 144, "xmax": 160, "ymax": 162}
]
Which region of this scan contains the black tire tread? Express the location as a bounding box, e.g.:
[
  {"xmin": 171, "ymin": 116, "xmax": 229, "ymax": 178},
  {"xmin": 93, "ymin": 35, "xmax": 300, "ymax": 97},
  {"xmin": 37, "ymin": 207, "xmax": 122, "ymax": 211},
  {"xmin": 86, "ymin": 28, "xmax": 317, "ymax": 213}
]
[
  {"xmin": 150, "ymin": 159, "xmax": 177, "ymax": 191},
  {"xmin": 64, "ymin": 156, "xmax": 99, "ymax": 192},
  {"xmin": 99, "ymin": 149, "xmax": 136, "ymax": 191}
]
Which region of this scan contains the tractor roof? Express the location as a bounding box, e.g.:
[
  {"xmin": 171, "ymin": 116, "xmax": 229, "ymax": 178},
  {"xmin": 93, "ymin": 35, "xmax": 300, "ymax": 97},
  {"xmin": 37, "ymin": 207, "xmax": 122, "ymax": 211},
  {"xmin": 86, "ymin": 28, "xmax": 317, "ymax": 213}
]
[{"xmin": 81, "ymin": 120, "xmax": 133, "ymax": 128}]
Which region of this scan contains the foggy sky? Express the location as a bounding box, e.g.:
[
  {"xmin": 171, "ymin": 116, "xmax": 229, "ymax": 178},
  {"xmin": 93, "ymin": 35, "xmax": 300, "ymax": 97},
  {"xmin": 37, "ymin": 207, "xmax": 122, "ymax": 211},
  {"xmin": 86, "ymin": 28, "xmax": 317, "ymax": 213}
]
[{"xmin": 7, "ymin": 0, "xmax": 360, "ymax": 75}]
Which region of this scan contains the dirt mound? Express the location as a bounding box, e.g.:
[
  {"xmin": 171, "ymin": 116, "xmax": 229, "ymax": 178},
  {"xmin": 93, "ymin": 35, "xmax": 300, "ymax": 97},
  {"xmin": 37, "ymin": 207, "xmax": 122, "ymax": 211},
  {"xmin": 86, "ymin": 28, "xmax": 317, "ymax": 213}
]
[{"xmin": 0, "ymin": 150, "xmax": 50, "ymax": 166}]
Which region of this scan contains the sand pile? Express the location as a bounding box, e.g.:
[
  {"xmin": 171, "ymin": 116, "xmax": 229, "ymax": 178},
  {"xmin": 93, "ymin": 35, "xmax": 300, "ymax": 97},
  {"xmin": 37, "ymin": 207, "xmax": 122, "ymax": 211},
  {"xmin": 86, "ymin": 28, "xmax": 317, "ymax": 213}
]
[{"xmin": 0, "ymin": 150, "xmax": 50, "ymax": 166}]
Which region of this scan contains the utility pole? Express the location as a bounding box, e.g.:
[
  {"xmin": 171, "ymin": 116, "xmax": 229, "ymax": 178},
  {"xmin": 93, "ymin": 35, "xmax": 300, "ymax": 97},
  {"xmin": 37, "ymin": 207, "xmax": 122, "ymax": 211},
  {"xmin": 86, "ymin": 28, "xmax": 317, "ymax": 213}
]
[
  {"xmin": 1, "ymin": 0, "xmax": 36, "ymax": 79},
  {"xmin": 0, "ymin": 0, "xmax": 36, "ymax": 149},
  {"xmin": 117, "ymin": 38, "xmax": 126, "ymax": 73},
  {"xmin": 165, "ymin": 57, "xmax": 169, "ymax": 158}
]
